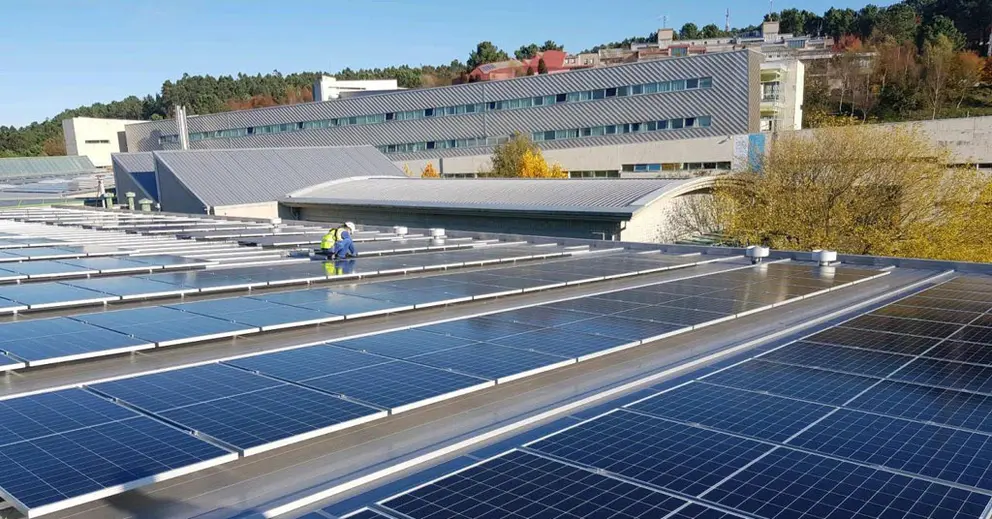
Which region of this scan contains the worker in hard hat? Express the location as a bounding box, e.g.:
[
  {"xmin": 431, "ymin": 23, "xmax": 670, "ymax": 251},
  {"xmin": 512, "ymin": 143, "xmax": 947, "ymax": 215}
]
[{"xmin": 320, "ymin": 221, "xmax": 357, "ymax": 259}]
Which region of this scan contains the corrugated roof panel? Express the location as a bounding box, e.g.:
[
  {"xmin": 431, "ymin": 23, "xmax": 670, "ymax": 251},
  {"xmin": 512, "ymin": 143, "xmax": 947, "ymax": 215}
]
[
  {"xmin": 0, "ymin": 156, "xmax": 97, "ymax": 178},
  {"xmin": 153, "ymin": 147, "xmax": 405, "ymax": 208},
  {"xmin": 111, "ymin": 152, "xmax": 155, "ymax": 174}
]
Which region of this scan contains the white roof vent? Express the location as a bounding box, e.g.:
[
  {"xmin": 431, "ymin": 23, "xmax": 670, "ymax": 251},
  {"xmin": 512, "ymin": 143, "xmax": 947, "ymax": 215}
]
[
  {"xmin": 393, "ymin": 225, "xmax": 408, "ymax": 236},
  {"xmin": 429, "ymin": 228, "xmax": 446, "ymax": 238},
  {"xmin": 745, "ymin": 245, "xmax": 770, "ymax": 264},
  {"xmin": 812, "ymin": 249, "xmax": 838, "ymax": 266}
]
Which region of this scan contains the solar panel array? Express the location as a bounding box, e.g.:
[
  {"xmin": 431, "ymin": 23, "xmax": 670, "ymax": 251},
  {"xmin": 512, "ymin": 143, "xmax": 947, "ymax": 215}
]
[
  {"xmin": 0, "ymin": 251, "xmax": 708, "ymax": 369},
  {"xmin": 343, "ymin": 275, "xmax": 992, "ymax": 519},
  {"xmin": 0, "ymin": 262, "xmax": 880, "ymax": 517}
]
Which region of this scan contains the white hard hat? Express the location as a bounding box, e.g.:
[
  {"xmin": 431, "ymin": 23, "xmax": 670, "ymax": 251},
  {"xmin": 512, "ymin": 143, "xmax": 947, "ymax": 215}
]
[{"xmin": 345, "ymin": 221, "xmax": 356, "ymax": 231}]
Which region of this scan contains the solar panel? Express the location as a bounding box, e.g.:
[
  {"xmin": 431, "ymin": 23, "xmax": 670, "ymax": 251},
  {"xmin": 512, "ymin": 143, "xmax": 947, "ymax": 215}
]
[
  {"xmin": 61, "ymin": 276, "xmax": 190, "ymax": 299},
  {"xmin": 332, "ymin": 329, "xmax": 477, "ymax": 359},
  {"xmin": 483, "ymin": 306, "xmax": 594, "ymax": 327},
  {"xmin": 548, "ymin": 297, "xmax": 648, "ymax": 315},
  {"xmin": 629, "ymin": 383, "xmax": 833, "ymax": 443},
  {"xmin": 593, "ymin": 289, "xmax": 692, "ymax": 305},
  {"xmin": 924, "ymin": 340, "xmax": 992, "ymax": 366},
  {"xmin": 487, "ymin": 327, "xmax": 636, "ymax": 360},
  {"xmin": 950, "ymin": 325, "xmax": 992, "ymax": 345},
  {"xmin": 848, "ymin": 380, "xmax": 992, "ymax": 434},
  {"xmin": 58, "ymin": 257, "xmax": 154, "ymax": 274},
  {"xmin": 418, "ymin": 317, "xmax": 542, "ymax": 341},
  {"xmin": 0, "ymin": 317, "xmax": 152, "ymax": 366},
  {"xmin": 73, "ymin": 306, "xmax": 258, "ymax": 346},
  {"xmin": 340, "ymin": 510, "xmax": 391, "ymax": 519},
  {"xmin": 758, "ymin": 341, "xmax": 911, "ymax": 378},
  {"xmin": 224, "ymin": 345, "xmax": 391, "ymax": 382},
  {"xmin": 889, "ymin": 357, "xmax": 992, "ymax": 395},
  {"xmin": 379, "ymin": 450, "xmax": 692, "ymax": 519},
  {"xmin": 658, "ymin": 296, "xmax": 765, "ymax": 316},
  {"xmin": 897, "ymin": 295, "xmax": 992, "ymax": 313},
  {"xmin": 0, "ymin": 283, "xmax": 114, "ymax": 309},
  {"xmin": 90, "ymin": 364, "xmax": 383, "ymax": 455},
  {"xmin": 703, "ymin": 446, "xmax": 990, "ymax": 519},
  {"xmin": 0, "ymin": 389, "xmax": 234, "ymax": 517},
  {"xmin": 301, "ymin": 361, "xmax": 492, "ymax": 412},
  {"xmin": 702, "ymin": 360, "xmax": 879, "ymax": 405},
  {"xmin": 837, "ymin": 314, "xmax": 962, "ymax": 338},
  {"xmin": 251, "ymin": 289, "xmax": 408, "ymax": 318},
  {"xmin": 788, "ymin": 408, "xmax": 992, "ymax": 490},
  {"xmin": 614, "ymin": 305, "xmax": 732, "ymax": 327},
  {"xmin": 409, "ymin": 343, "xmax": 571, "ymax": 382},
  {"xmin": 871, "ymin": 303, "xmax": 982, "ymax": 324},
  {"xmin": 804, "ymin": 326, "xmax": 941, "ymax": 355},
  {"xmin": 926, "ymin": 287, "xmax": 992, "ymax": 303},
  {"xmin": 168, "ymin": 297, "xmax": 340, "ymax": 330},
  {"xmin": 528, "ymin": 410, "xmax": 770, "ymax": 496},
  {"xmin": 556, "ymin": 315, "xmax": 683, "ymax": 341}
]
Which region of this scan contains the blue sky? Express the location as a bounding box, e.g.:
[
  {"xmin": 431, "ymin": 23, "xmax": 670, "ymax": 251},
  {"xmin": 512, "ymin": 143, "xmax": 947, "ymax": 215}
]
[{"xmin": 0, "ymin": 0, "xmax": 892, "ymax": 127}]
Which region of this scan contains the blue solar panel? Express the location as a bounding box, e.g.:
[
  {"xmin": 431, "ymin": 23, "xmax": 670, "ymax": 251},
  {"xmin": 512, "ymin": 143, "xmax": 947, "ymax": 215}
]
[
  {"xmin": 890, "ymin": 357, "xmax": 992, "ymax": 394},
  {"xmin": 0, "ymin": 260, "xmax": 94, "ymax": 277},
  {"xmin": 592, "ymin": 289, "xmax": 693, "ymax": 305},
  {"xmin": 0, "ymin": 317, "xmax": 151, "ymax": 364},
  {"xmin": 759, "ymin": 341, "xmax": 911, "ymax": 377},
  {"xmin": 614, "ymin": 305, "xmax": 731, "ymax": 327},
  {"xmin": 804, "ymin": 326, "xmax": 941, "ymax": 355},
  {"xmin": 410, "ymin": 343, "xmax": 568, "ymax": 381},
  {"xmin": 924, "ymin": 340, "xmax": 992, "ymax": 366},
  {"xmin": 788, "ymin": 408, "xmax": 992, "ymax": 490},
  {"xmin": 849, "ymin": 380, "xmax": 992, "ymax": 433},
  {"xmin": 950, "ymin": 325, "xmax": 992, "ymax": 345},
  {"xmin": 0, "ymin": 388, "xmax": 233, "ymax": 516},
  {"xmin": 547, "ymin": 297, "xmax": 648, "ymax": 315},
  {"xmin": 556, "ymin": 315, "xmax": 683, "ymax": 341},
  {"xmin": 702, "ymin": 360, "xmax": 879, "ymax": 405},
  {"xmin": 898, "ymin": 294, "xmax": 992, "ymax": 313},
  {"xmin": 251, "ymin": 289, "xmax": 404, "ymax": 317},
  {"xmin": 418, "ymin": 317, "xmax": 541, "ymax": 341},
  {"xmin": 872, "ymin": 304, "xmax": 982, "ymax": 324},
  {"xmin": 340, "ymin": 510, "xmax": 391, "ymax": 519},
  {"xmin": 59, "ymin": 257, "xmax": 152, "ymax": 273},
  {"xmin": 703, "ymin": 446, "xmax": 990, "ymax": 519},
  {"xmin": 91, "ymin": 364, "xmax": 381, "ymax": 454},
  {"xmin": 926, "ymin": 287, "xmax": 992, "ymax": 303},
  {"xmin": 0, "ymin": 283, "xmax": 112, "ymax": 307},
  {"xmin": 380, "ymin": 450, "xmax": 691, "ymax": 519},
  {"xmin": 72, "ymin": 306, "xmax": 258, "ymax": 345},
  {"xmin": 487, "ymin": 327, "xmax": 634, "ymax": 359},
  {"xmin": 0, "ymin": 417, "xmax": 233, "ymax": 513},
  {"xmin": 528, "ymin": 410, "xmax": 770, "ymax": 496},
  {"xmin": 301, "ymin": 360, "xmax": 489, "ymax": 411},
  {"xmin": 659, "ymin": 296, "xmax": 765, "ymax": 315},
  {"xmin": 332, "ymin": 329, "xmax": 477, "ymax": 359},
  {"xmin": 482, "ymin": 305, "xmax": 594, "ymax": 327},
  {"xmin": 629, "ymin": 383, "xmax": 833, "ymax": 443},
  {"xmin": 168, "ymin": 297, "xmax": 338, "ymax": 329},
  {"xmin": 843, "ymin": 314, "xmax": 961, "ymax": 338},
  {"xmin": 61, "ymin": 276, "xmax": 188, "ymax": 298},
  {"xmin": 0, "ymin": 389, "xmax": 134, "ymax": 447},
  {"xmin": 224, "ymin": 345, "xmax": 390, "ymax": 382}
]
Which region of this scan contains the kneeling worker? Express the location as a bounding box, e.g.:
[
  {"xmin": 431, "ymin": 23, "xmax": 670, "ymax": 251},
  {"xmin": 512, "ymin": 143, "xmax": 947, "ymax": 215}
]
[{"xmin": 320, "ymin": 221, "xmax": 357, "ymax": 259}]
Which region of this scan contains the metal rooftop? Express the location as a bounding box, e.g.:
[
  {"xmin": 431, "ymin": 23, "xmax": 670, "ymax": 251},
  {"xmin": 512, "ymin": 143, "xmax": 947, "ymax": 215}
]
[{"xmin": 0, "ymin": 207, "xmax": 989, "ymax": 519}]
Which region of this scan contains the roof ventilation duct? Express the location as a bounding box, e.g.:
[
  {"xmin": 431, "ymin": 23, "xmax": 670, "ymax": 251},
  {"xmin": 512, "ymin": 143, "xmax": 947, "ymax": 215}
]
[
  {"xmin": 745, "ymin": 245, "xmax": 770, "ymax": 264},
  {"xmin": 812, "ymin": 249, "xmax": 838, "ymax": 266}
]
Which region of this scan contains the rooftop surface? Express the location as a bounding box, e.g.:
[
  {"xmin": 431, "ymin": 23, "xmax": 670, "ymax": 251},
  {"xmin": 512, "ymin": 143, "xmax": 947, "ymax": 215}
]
[{"xmin": 0, "ymin": 207, "xmax": 989, "ymax": 519}]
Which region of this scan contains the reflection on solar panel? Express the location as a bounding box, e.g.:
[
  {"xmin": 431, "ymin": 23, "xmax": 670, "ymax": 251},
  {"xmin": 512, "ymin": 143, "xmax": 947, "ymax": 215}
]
[
  {"xmin": 804, "ymin": 326, "xmax": 941, "ymax": 355},
  {"xmin": 848, "ymin": 379, "xmax": 992, "ymax": 433},
  {"xmin": 629, "ymin": 383, "xmax": 832, "ymax": 443},
  {"xmin": 90, "ymin": 364, "xmax": 383, "ymax": 455},
  {"xmin": 758, "ymin": 341, "xmax": 910, "ymax": 377},
  {"xmin": 168, "ymin": 297, "xmax": 341, "ymax": 330},
  {"xmin": 528, "ymin": 410, "xmax": 770, "ymax": 496},
  {"xmin": 380, "ymin": 450, "xmax": 693, "ymax": 519},
  {"xmin": 0, "ymin": 317, "xmax": 152, "ymax": 365},
  {"xmin": 488, "ymin": 328, "xmax": 636, "ymax": 360},
  {"xmin": 73, "ymin": 306, "xmax": 259, "ymax": 346},
  {"xmin": 557, "ymin": 315, "xmax": 683, "ymax": 341},
  {"xmin": 0, "ymin": 389, "xmax": 234, "ymax": 517},
  {"xmin": 890, "ymin": 357, "xmax": 992, "ymax": 394},
  {"xmin": 410, "ymin": 343, "xmax": 572, "ymax": 382}
]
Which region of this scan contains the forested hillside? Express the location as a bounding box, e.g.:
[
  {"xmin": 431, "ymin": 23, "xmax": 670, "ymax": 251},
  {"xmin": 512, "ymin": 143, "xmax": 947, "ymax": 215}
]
[{"xmin": 2, "ymin": 0, "xmax": 989, "ymax": 158}]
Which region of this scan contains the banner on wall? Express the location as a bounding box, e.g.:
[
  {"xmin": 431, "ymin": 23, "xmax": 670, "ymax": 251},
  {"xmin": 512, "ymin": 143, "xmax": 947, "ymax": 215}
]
[{"xmin": 732, "ymin": 133, "xmax": 767, "ymax": 172}]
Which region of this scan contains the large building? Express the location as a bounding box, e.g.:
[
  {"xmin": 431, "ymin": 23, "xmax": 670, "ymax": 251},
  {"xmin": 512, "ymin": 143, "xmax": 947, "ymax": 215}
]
[
  {"xmin": 124, "ymin": 51, "xmax": 764, "ymax": 177},
  {"xmin": 62, "ymin": 117, "xmax": 143, "ymax": 167}
]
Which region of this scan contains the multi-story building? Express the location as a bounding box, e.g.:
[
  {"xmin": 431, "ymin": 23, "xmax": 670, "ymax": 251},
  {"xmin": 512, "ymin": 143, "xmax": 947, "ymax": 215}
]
[
  {"xmin": 760, "ymin": 59, "xmax": 804, "ymax": 132},
  {"xmin": 628, "ymin": 21, "xmax": 835, "ymax": 63},
  {"xmin": 63, "ymin": 117, "xmax": 144, "ymax": 168},
  {"xmin": 124, "ymin": 50, "xmax": 763, "ymax": 177}
]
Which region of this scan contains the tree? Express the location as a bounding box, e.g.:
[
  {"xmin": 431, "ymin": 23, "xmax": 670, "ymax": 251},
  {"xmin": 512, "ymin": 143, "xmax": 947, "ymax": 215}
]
[
  {"xmin": 823, "ymin": 7, "xmax": 857, "ymax": 39},
  {"xmin": 467, "ymin": 41, "xmax": 509, "ymax": 70},
  {"xmin": 484, "ymin": 133, "xmax": 565, "ymax": 178},
  {"xmin": 764, "ymin": 13, "xmax": 781, "ymax": 22},
  {"xmin": 519, "ymin": 149, "xmax": 567, "ymax": 178},
  {"xmin": 421, "ymin": 163, "xmax": 440, "ymax": 178},
  {"xmin": 700, "ymin": 24, "xmax": 722, "ymax": 39},
  {"xmin": 920, "ymin": 15, "xmax": 966, "ymax": 50},
  {"xmin": 42, "ymin": 136, "xmax": 65, "ymax": 156},
  {"xmin": 514, "ymin": 43, "xmax": 540, "ymax": 60},
  {"xmin": 948, "ymin": 51, "xmax": 984, "ymax": 109},
  {"xmin": 874, "ymin": 3, "xmax": 919, "ymax": 44},
  {"xmin": 717, "ymin": 125, "xmax": 992, "ymax": 262},
  {"xmin": 526, "ymin": 67, "xmax": 535, "ymax": 76},
  {"xmin": 922, "ymin": 34, "xmax": 955, "ymax": 118},
  {"xmin": 402, "ymin": 164, "xmax": 413, "ymax": 177},
  {"xmin": 540, "ymin": 40, "xmax": 563, "ymax": 51},
  {"xmin": 856, "ymin": 4, "xmax": 881, "ymax": 40},
  {"xmin": 779, "ymin": 8, "xmax": 815, "ymax": 35},
  {"xmin": 537, "ymin": 58, "xmax": 548, "ymax": 74},
  {"xmin": 679, "ymin": 23, "xmax": 700, "ymax": 40}
]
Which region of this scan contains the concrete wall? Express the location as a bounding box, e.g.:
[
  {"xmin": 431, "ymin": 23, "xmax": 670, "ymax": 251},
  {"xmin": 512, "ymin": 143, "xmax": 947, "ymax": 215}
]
[
  {"xmin": 62, "ymin": 117, "xmax": 144, "ymax": 167},
  {"xmin": 213, "ymin": 201, "xmax": 280, "ymax": 219},
  {"xmin": 391, "ymin": 135, "xmax": 737, "ymax": 176}
]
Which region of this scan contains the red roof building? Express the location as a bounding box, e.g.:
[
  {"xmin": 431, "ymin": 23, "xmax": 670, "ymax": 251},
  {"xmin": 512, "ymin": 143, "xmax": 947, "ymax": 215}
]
[{"xmin": 468, "ymin": 50, "xmax": 568, "ymax": 81}]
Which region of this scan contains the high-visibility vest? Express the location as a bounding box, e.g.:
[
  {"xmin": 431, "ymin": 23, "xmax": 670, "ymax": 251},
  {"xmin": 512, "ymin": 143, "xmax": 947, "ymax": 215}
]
[{"xmin": 320, "ymin": 230, "xmax": 336, "ymax": 249}]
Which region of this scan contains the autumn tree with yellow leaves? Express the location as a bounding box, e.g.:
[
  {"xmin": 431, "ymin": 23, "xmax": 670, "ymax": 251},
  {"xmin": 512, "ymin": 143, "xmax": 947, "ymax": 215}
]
[
  {"xmin": 482, "ymin": 133, "xmax": 567, "ymax": 178},
  {"xmin": 713, "ymin": 125, "xmax": 992, "ymax": 262},
  {"xmin": 421, "ymin": 163, "xmax": 440, "ymax": 178}
]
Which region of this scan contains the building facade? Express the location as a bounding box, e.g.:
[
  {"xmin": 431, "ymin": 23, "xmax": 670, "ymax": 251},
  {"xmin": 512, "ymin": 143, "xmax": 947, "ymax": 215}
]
[
  {"xmin": 63, "ymin": 117, "xmax": 143, "ymax": 168},
  {"xmin": 124, "ymin": 51, "xmax": 761, "ymax": 176}
]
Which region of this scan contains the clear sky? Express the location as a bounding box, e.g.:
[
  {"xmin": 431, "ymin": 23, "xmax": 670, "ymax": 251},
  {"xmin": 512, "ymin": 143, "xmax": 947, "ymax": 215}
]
[{"xmin": 0, "ymin": 0, "xmax": 893, "ymax": 128}]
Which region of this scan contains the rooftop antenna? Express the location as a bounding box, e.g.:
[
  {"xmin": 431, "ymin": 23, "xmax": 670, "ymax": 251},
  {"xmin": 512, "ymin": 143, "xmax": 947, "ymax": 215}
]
[
  {"xmin": 658, "ymin": 14, "xmax": 668, "ymax": 28},
  {"xmin": 725, "ymin": 8, "xmax": 731, "ymax": 33}
]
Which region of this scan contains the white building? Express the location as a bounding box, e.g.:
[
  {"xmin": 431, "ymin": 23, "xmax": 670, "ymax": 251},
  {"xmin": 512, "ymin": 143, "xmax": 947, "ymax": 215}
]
[
  {"xmin": 760, "ymin": 59, "xmax": 805, "ymax": 132},
  {"xmin": 312, "ymin": 76, "xmax": 403, "ymax": 101},
  {"xmin": 62, "ymin": 117, "xmax": 143, "ymax": 168}
]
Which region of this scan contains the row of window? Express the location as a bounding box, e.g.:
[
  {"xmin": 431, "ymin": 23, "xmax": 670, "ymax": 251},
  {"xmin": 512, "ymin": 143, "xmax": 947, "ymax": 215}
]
[
  {"xmin": 158, "ymin": 76, "xmax": 714, "ymax": 145},
  {"xmin": 622, "ymin": 161, "xmax": 731, "ymax": 172},
  {"xmin": 376, "ymin": 115, "xmax": 713, "ymax": 155},
  {"xmin": 531, "ymin": 116, "xmax": 711, "ymax": 142}
]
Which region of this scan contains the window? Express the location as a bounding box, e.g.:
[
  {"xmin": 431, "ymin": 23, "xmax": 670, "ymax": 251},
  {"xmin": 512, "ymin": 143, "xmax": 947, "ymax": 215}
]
[
  {"xmin": 685, "ymin": 117, "xmax": 696, "ymax": 128},
  {"xmin": 657, "ymin": 120, "xmax": 668, "ymax": 130},
  {"xmin": 671, "ymin": 118, "xmax": 685, "ymax": 129},
  {"xmin": 686, "ymin": 78, "xmax": 699, "ymax": 89},
  {"xmin": 556, "ymin": 93, "xmax": 567, "ymax": 103},
  {"xmin": 698, "ymin": 116, "xmax": 712, "ymax": 127},
  {"xmin": 699, "ymin": 77, "xmax": 713, "ymax": 88},
  {"xmin": 247, "ymin": 127, "xmax": 255, "ymax": 135},
  {"xmin": 426, "ymin": 141, "xmax": 436, "ymax": 150},
  {"xmin": 605, "ymin": 125, "xmax": 617, "ymax": 135},
  {"xmin": 424, "ymin": 108, "xmax": 434, "ymax": 117},
  {"xmin": 605, "ymin": 87, "xmax": 617, "ymax": 97},
  {"xmin": 533, "ymin": 96, "xmax": 544, "ymax": 106},
  {"xmin": 385, "ymin": 112, "xmax": 395, "ymax": 121}
]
